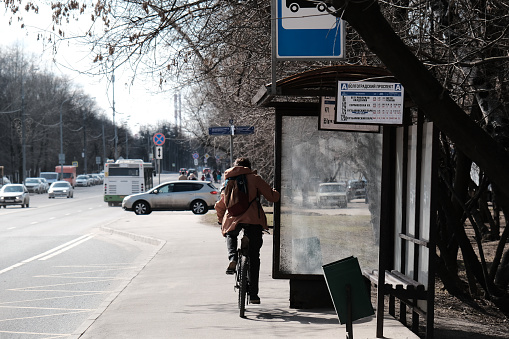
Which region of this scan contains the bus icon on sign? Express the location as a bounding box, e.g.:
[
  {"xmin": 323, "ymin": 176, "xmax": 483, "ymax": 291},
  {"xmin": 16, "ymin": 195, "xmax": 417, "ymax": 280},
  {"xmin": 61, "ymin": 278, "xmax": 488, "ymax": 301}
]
[{"xmin": 286, "ymin": 0, "xmax": 332, "ymax": 13}]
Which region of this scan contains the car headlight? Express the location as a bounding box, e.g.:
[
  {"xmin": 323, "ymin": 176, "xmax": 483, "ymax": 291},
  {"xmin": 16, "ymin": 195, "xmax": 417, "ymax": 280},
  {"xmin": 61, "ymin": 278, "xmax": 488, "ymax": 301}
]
[{"xmin": 63, "ymin": 190, "xmax": 67, "ymax": 193}]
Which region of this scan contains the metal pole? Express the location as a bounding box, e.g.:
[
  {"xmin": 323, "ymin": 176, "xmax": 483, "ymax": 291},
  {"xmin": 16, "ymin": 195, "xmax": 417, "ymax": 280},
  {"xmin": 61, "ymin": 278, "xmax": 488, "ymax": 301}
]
[
  {"xmin": 21, "ymin": 64, "xmax": 26, "ymax": 184},
  {"xmin": 83, "ymin": 109, "xmax": 87, "ymax": 174},
  {"xmin": 60, "ymin": 97, "xmax": 72, "ymax": 179},
  {"xmin": 112, "ymin": 64, "xmax": 118, "ymax": 160},
  {"xmin": 102, "ymin": 123, "xmax": 106, "ymax": 169},
  {"xmin": 230, "ymin": 121, "xmax": 234, "ymax": 167}
]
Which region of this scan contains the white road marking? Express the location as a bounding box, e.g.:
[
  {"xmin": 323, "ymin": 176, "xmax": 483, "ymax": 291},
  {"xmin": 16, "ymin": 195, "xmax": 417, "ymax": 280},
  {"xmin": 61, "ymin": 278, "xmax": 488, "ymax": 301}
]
[{"xmin": 0, "ymin": 234, "xmax": 95, "ymax": 275}]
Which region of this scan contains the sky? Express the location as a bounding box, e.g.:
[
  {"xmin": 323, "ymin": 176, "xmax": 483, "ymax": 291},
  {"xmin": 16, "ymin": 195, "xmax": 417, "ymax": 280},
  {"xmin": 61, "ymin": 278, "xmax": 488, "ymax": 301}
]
[{"xmin": 0, "ymin": 4, "xmax": 175, "ymax": 133}]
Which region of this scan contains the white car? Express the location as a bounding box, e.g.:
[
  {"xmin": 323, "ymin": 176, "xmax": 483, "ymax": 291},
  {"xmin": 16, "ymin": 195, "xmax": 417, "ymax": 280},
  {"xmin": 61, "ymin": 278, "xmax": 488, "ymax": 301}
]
[
  {"xmin": 24, "ymin": 178, "xmax": 45, "ymax": 194},
  {"xmin": 37, "ymin": 178, "xmax": 50, "ymax": 193},
  {"xmin": 48, "ymin": 181, "xmax": 74, "ymax": 199},
  {"xmin": 76, "ymin": 175, "xmax": 90, "ymax": 187},
  {"xmin": 316, "ymin": 182, "xmax": 348, "ymax": 208},
  {"xmin": 0, "ymin": 184, "xmax": 30, "ymax": 208}
]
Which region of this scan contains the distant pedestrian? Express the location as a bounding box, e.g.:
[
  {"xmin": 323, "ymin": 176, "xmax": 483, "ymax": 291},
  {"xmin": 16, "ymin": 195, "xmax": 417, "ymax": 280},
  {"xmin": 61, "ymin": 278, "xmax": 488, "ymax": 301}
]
[{"xmin": 178, "ymin": 171, "xmax": 187, "ymax": 180}]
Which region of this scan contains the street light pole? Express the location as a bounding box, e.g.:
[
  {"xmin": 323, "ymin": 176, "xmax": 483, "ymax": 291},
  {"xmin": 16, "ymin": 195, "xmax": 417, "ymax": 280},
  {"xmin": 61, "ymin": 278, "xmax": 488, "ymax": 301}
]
[
  {"xmin": 59, "ymin": 96, "xmax": 73, "ymax": 178},
  {"xmin": 83, "ymin": 108, "xmax": 87, "ymax": 174},
  {"xmin": 112, "ymin": 64, "xmax": 118, "ymax": 160}
]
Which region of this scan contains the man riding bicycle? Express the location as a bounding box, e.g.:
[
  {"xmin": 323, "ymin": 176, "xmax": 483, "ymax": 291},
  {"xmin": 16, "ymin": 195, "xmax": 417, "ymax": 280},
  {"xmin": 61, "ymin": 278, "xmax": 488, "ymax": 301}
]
[{"xmin": 215, "ymin": 157, "xmax": 280, "ymax": 304}]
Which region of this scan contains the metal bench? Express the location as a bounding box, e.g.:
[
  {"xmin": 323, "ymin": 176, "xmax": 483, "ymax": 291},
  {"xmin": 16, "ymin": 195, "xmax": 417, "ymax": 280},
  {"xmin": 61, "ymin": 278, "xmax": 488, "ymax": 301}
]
[{"xmin": 363, "ymin": 269, "xmax": 427, "ymax": 332}]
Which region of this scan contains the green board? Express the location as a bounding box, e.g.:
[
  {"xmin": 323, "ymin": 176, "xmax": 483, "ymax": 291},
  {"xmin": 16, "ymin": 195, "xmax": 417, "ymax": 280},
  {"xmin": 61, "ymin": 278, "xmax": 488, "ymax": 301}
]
[{"xmin": 322, "ymin": 256, "xmax": 374, "ymax": 324}]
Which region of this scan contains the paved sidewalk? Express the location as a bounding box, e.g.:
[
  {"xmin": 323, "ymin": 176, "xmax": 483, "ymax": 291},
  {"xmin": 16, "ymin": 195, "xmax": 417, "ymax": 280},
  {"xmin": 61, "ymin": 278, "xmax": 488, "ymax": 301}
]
[{"xmin": 73, "ymin": 212, "xmax": 419, "ymax": 339}]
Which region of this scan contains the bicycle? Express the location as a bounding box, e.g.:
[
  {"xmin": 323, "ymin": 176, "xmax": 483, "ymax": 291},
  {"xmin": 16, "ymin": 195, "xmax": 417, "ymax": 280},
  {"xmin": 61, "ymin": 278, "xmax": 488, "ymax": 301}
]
[{"xmin": 234, "ymin": 233, "xmax": 251, "ymax": 318}]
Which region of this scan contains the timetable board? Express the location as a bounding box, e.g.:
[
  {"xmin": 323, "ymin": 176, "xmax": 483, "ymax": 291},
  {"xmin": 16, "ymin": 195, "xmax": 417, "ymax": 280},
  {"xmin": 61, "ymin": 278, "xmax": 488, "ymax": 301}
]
[{"xmin": 336, "ymin": 81, "xmax": 404, "ymax": 125}]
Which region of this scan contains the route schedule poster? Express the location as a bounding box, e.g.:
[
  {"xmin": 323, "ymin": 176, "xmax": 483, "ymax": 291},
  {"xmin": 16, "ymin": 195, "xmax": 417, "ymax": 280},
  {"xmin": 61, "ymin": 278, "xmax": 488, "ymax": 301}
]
[{"xmin": 336, "ymin": 81, "xmax": 404, "ymax": 125}]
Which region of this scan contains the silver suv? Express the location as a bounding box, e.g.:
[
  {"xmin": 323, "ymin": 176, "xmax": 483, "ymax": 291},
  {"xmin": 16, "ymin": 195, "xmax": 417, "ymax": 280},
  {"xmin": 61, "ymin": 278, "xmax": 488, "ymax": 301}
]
[{"xmin": 122, "ymin": 181, "xmax": 219, "ymax": 215}]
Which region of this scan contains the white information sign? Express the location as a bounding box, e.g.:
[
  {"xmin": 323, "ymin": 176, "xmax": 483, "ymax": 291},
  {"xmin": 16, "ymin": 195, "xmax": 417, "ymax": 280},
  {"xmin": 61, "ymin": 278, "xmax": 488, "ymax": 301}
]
[
  {"xmin": 337, "ymin": 81, "xmax": 404, "ymax": 125},
  {"xmin": 319, "ymin": 97, "xmax": 380, "ymax": 132}
]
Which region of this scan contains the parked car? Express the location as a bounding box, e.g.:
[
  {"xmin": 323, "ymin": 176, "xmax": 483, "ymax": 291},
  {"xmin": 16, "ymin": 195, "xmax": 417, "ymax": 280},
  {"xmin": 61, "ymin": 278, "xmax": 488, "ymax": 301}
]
[
  {"xmin": 76, "ymin": 175, "xmax": 90, "ymax": 187},
  {"xmin": 0, "ymin": 184, "xmax": 30, "ymax": 208},
  {"xmin": 24, "ymin": 177, "xmax": 45, "ymax": 194},
  {"xmin": 48, "ymin": 181, "xmax": 74, "ymax": 199},
  {"xmin": 122, "ymin": 180, "xmax": 219, "ymax": 215},
  {"xmin": 316, "ymin": 182, "xmax": 348, "ymax": 208},
  {"xmin": 347, "ymin": 179, "xmax": 367, "ymax": 201},
  {"xmin": 37, "ymin": 177, "xmax": 49, "ymax": 193}
]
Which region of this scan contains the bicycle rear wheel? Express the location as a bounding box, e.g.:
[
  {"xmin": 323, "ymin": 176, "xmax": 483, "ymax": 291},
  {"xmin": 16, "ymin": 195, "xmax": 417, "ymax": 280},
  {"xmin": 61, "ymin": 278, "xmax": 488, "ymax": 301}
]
[{"xmin": 238, "ymin": 255, "xmax": 249, "ymax": 317}]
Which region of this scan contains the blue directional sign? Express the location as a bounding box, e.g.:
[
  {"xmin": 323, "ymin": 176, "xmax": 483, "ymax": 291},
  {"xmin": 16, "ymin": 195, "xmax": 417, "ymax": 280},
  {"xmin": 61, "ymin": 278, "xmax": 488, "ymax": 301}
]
[
  {"xmin": 209, "ymin": 126, "xmax": 255, "ymax": 135},
  {"xmin": 235, "ymin": 126, "xmax": 255, "ymax": 135},
  {"xmin": 153, "ymin": 133, "xmax": 165, "ymax": 145},
  {"xmin": 276, "ymin": 0, "xmax": 344, "ymax": 59},
  {"xmin": 208, "ymin": 127, "xmax": 231, "ymax": 135}
]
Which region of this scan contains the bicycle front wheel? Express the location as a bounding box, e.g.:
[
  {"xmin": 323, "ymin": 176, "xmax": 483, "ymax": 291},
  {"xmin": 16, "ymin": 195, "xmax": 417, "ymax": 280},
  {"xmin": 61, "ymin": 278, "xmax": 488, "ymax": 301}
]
[{"xmin": 238, "ymin": 255, "xmax": 249, "ymax": 317}]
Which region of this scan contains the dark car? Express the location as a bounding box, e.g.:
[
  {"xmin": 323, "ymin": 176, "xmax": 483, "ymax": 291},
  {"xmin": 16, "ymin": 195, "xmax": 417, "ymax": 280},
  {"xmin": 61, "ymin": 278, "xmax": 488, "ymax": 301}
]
[{"xmin": 347, "ymin": 180, "xmax": 367, "ymax": 201}]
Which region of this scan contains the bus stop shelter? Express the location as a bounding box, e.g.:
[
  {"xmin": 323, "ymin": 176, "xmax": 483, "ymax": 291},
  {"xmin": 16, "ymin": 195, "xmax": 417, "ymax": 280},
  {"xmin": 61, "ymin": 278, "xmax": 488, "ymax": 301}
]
[{"xmin": 253, "ymin": 65, "xmax": 436, "ymax": 338}]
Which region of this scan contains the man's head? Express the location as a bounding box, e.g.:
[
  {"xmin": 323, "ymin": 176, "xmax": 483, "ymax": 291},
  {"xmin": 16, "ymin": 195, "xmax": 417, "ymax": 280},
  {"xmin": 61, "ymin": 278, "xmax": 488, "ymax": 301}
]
[{"xmin": 234, "ymin": 157, "xmax": 251, "ymax": 169}]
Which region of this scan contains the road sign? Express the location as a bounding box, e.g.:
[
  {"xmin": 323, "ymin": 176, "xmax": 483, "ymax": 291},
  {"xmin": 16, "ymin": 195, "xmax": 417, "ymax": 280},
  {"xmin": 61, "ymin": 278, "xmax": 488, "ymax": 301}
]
[
  {"xmin": 234, "ymin": 126, "xmax": 255, "ymax": 135},
  {"xmin": 194, "ymin": 159, "xmax": 198, "ymax": 166},
  {"xmin": 155, "ymin": 146, "xmax": 163, "ymax": 159},
  {"xmin": 208, "ymin": 127, "xmax": 231, "ymax": 135},
  {"xmin": 275, "ymin": 0, "xmax": 344, "ymax": 59},
  {"xmin": 192, "ymin": 152, "xmax": 199, "ymax": 159},
  {"xmin": 59, "ymin": 153, "xmax": 65, "ymax": 164},
  {"xmin": 72, "ymin": 161, "xmax": 78, "ymax": 167},
  {"xmin": 153, "ymin": 133, "xmax": 165, "ymax": 145},
  {"xmin": 209, "ymin": 126, "xmax": 254, "ymax": 135}
]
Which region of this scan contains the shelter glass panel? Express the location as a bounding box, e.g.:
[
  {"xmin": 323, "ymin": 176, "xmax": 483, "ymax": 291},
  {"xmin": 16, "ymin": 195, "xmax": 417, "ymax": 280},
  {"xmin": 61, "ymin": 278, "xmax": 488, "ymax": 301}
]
[{"xmin": 277, "ymin": 115, "xmax": 382, "ymax": 276}]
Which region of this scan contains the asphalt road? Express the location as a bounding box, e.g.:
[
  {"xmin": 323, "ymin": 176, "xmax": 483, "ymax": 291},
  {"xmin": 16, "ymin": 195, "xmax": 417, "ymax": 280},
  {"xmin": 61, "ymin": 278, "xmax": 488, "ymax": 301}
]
[{"xmin": 0, "ymin": 184, "xmax": 157, "ymax": 338}]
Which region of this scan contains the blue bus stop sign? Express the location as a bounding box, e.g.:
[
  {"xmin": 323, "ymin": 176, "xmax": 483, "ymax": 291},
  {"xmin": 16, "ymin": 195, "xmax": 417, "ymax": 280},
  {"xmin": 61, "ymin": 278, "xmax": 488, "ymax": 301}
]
[{"xmin": 275, "ymin": 0, "xmax": 344, "ymax": 59}]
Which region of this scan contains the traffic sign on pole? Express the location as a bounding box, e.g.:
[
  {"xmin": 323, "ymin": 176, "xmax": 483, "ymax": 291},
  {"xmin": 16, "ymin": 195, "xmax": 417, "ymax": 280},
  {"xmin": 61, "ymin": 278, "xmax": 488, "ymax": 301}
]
[
  {"xmin": 153, "ymin": 133, "xmax": 165, "ymax": 145},
  {"xmin": 155, "ymin": 146, "xmax": 163, "ymax": 159},
  {"xmin": 234, "ymin": 126, "xmax": 255, "ymax": 135},
  {"xmin": 208, "ymin": 126, "xmax": 254, "ymax": 135},
  {"xmin": 208, "ymin": 127, "xmax": 231, "ymax": 135}
]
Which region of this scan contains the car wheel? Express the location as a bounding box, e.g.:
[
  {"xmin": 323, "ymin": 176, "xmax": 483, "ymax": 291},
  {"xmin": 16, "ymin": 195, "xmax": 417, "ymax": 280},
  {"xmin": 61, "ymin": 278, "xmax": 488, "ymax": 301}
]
[
  {"xmin": 26, "ymin": 201, "xmax": 29, "ymax": 208},
  {"xmin": 317, "ymin": 3, "xmax": 327, "ymax": 12},
  {"xmin": 21, "ymin": 203, "xmax": 25, "ymax": 208},
  {"xmin": 191, "ymin": 200, "xmax": 208, "ymax": 215},
  {"xmin": 134, "ymin": 201, "xmax": 151, "ymax": 215}
]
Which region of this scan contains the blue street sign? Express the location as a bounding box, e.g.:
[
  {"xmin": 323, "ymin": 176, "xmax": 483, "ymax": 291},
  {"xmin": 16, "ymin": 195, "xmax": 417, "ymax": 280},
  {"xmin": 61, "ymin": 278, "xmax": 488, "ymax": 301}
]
[
  {"xmin": 153, "ymin": 133, "xmax": 165, "ymax": 145},
  {"xmin": 209, "ymin": 126, "xmax": 254, "ymax": 135},
  {"xmin": 208, "ymin": 127, "xmax": 231, "ymax": 135},
  {"xmin": 235, "ymin": 126, "xmax": 255, "ymax": 135},
  {"xmin": 275, "ymin": 0, "xmax": 344, "ymax": 59}
]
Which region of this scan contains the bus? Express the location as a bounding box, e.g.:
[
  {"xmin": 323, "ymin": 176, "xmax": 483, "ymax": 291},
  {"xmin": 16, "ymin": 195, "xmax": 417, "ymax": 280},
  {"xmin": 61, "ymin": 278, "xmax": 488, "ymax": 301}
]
[{"xmin": 104, "ymin": 159, "xmax": 154, "ymax": 206}]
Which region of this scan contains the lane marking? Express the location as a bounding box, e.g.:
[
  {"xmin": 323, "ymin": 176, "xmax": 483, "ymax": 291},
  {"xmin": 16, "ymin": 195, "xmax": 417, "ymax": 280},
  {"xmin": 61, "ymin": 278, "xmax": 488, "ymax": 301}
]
[
  {"xmin": 38, "ymin": 234, "xmax": 96, "ymax": 261},
  {"xmin": 30, "ymin": 221, "xmax": 38, "ymax": 225},
  {"xmin": 7, "ymin": 227, "xmax": 16, "ymax": 230},
  {"xmin": 0, "ymin": 234, "xmax": 95, "ymax": 275}
]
